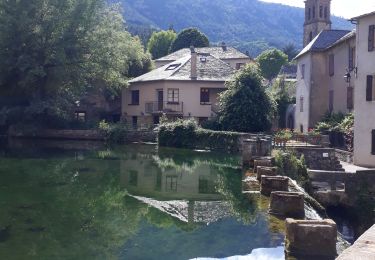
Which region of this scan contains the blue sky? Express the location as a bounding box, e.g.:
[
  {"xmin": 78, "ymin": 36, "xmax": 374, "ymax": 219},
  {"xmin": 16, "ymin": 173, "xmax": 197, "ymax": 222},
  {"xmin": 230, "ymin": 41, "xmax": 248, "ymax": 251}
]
[{"xmin": 259, "ymin": 0, "xmax": 375, "ymax": 18}]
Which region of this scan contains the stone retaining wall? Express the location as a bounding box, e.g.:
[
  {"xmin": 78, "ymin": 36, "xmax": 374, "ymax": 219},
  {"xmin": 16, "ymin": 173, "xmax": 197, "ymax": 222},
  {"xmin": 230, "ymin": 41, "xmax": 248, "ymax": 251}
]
[
  {"xmin": 335, "ymin": 149, "xmax": 353, "ymax": 164},
  {"xmin": 291, "ymin": 147, "xmax": 337, "ymax": 170}
]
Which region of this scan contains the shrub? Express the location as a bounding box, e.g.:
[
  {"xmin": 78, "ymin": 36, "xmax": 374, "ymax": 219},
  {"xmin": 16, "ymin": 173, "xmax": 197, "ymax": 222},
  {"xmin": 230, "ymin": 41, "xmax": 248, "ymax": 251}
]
[
  {"xmin": 98, "ymin": 120, "xmax": 128, "ymax": 143},
  {"xmin": 274, "ymin": 150, "xmax": 311, "ymax": 190},
  {"xmin": 158, "ymin": 118, "xmax": 242, "ymax": 151}
]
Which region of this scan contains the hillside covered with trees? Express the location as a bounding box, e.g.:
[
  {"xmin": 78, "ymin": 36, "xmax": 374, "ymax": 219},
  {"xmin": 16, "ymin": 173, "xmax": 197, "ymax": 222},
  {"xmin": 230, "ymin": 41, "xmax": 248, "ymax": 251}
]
[{"xmin": 118, "ymin": 0, "xmax": 353, "ymax": 56}]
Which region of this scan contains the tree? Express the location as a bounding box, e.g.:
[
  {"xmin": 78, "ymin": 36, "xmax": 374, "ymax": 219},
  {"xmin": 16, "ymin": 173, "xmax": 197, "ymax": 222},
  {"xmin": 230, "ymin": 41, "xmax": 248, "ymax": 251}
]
[
  {"xmin": 170, "ymin": 28, "xmax": 209, "ymax": 52},
  {"xmin": 147, "ymin": 30, "xmax": 177, "ymax": 59},
  {"xmin": 256, "ymin": 48, "xmax": 288, "ymax": 80},
  {"xmin": 218, "ymin": 63, "xmax": 274, "ymax": 132},
  {"xmin": 0, "ymin": 0, "xmax": 151, "ymax": 125},
  {"xmin": 282, "ymin": 43, "xmax": 300, "ymax": 61}
]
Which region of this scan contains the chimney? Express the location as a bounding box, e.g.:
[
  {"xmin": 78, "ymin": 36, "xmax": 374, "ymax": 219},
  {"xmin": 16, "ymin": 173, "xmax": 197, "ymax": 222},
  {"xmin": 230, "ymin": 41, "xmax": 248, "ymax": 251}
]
[
  {"xmin": 221, "ymin": 42, "xmax": 227, "ymax": 51},
  {"xmin": 190, "ymin": 46, "xmax": 197, "ymax": 80}
]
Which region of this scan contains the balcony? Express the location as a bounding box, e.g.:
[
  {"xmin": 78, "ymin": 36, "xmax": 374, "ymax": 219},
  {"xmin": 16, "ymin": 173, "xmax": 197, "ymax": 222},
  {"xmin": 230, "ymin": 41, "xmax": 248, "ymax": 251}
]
[{"xmin": 145, "ymin": 101, "xmax": 184, "ymax": 115}]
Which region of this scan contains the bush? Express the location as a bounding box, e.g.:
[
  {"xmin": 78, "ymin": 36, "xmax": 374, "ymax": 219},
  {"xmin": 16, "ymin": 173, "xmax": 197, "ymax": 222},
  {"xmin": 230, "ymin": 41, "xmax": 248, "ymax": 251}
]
[
  {"xmin": 274, "ymin": 150, "xmax": 311, "ymax": 190},
  {"xmin": 158, "ymin": 118, "xmax": 242, "ymax": 151},
  {"xmin": 98, "ymin": 120, "xmax": 128, "ymax": 143}
]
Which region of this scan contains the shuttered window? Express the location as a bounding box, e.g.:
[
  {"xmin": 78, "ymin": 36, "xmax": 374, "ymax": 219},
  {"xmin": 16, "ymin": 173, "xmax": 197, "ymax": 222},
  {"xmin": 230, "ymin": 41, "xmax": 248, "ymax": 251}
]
[
  {"xmin": 372, "ymin": 130, "xmax": 375, "ymax": 155},
  {"xmin": 329, "ymin": 90, "xmax": 334, "ymax": 112},
  {"xmin": 349, "ymin": 47, "xmax": 355, "ymax": 71},
  {"xmin": 369, "ymin": 25, "xmax": 375, "ymax": 52},
  {"xmin": 329, "ymin": 54, "xmax": 334, "ymax": 76},
  {"xmin": 347, "ymin": 87, "xmax": 353, "ymax": 110},
  {"xmin": 367, "ymin": 75, "xmax": 373, "ymax": 101},
  {"xmin": 200, "ymin": 88, "xmax": 210, "ymax": 103}
]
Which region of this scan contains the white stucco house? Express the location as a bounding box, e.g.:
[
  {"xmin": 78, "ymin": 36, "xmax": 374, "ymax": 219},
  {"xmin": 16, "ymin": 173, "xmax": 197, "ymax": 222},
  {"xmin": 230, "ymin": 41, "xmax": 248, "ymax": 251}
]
[{"xmin": 352, "ymin": 11, "xmax": 375, "ymax": 167}]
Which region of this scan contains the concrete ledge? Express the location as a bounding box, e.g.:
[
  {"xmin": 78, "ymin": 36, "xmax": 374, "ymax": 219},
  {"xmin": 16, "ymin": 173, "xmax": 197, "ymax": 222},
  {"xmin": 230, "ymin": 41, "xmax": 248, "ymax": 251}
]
[
  {"xmin": 285, "ymin": 218, "xmax": 337, "ymax": 258},
  {"xmin": 256, "ymin": 166, "xmax": 278, "ymax": 181},
  {"xmin": 253, "ymin": 158, "xmax": 274, "ymax": 173},
  {"xmin": 260, "ymin": 176, "xmax": 288, "ymax": 196},
  {"xmin": 337, "ymin": 224, "xmax": 375, "ymax": 260},
  {"xmin": 269, "ymin": 191, "xmax": 304, "ymax": 218}
]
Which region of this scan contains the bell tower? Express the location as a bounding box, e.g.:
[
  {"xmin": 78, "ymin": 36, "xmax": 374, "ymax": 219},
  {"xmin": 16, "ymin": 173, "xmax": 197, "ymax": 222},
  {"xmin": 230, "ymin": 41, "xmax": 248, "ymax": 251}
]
[{"xmin": 303, "ymin": 0, "xmax": 332, "ymax": 47}]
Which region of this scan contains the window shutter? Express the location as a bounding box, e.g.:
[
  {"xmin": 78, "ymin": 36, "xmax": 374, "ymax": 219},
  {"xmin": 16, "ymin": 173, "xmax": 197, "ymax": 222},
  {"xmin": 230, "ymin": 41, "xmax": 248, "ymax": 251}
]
[
  {"xmin": 349, "ymin": 47, "xmax": 353, "ymax": 70},
  {"xmin": 369, "ymin": 25, "xmax": 375, "ymax": 52},
  {"xmin": 372, "ymin": 130, "xmax": 375, "ymax": 155},
  {"xmin": 366, "ymin": 75, "xmax": 373, "ymax": 101},
  {"xmin": 347, "ymin": 87, "xmax": 353, "ymax": 109}
]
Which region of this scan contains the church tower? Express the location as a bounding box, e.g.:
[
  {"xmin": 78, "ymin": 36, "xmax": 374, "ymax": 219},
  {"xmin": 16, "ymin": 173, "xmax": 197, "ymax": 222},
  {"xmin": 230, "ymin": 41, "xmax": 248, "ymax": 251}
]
[{"xmin": 303, "ymin": 0, "xmax": 332, "ymax": 47}]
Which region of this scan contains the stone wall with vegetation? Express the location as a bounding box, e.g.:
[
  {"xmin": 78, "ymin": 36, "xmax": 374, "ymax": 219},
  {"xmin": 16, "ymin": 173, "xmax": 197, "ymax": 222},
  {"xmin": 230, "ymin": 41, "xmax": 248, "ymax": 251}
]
[
  {"xmin": 158, "ymin": 119, "xmax": 255, "ymax": 152},
  {"xmin": 290, "ymin": 147, "xmax": 338, "ymax": 171}
]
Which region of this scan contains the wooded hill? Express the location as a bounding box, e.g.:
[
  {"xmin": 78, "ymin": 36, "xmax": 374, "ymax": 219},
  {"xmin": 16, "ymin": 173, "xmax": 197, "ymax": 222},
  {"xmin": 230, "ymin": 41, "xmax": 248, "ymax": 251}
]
[{"xmin": 118, "ymin": 0, "xmax": 353, "ymax": 56}]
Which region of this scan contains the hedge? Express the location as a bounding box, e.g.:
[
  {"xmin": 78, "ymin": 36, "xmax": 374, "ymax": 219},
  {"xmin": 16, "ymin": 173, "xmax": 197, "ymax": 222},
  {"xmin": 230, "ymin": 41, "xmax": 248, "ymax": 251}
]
[{"xmin": 158, "ymin": 119, "xmax": 242, "ymax": 152}]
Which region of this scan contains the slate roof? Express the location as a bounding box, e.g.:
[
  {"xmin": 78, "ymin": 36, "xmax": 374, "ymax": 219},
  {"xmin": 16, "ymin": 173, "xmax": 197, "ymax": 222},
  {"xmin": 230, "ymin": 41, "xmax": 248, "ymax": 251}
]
[
  {"xmin": 129, "ymin": 53, "xmax": 236, "ymax": 83},
  {"xmin": 295, "ymin": 30, "xmax": 352, "ymax": 59},
  {"xmin": 156, "ymin": 46, "xmax": 250, "ymax": 62}
]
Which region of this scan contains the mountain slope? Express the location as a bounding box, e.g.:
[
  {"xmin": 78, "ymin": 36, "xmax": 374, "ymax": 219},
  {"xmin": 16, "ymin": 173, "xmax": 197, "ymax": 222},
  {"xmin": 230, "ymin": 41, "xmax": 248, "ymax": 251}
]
[{"xmin": 118, "ymin": 0, "xmax": 353, "ymax": 56}]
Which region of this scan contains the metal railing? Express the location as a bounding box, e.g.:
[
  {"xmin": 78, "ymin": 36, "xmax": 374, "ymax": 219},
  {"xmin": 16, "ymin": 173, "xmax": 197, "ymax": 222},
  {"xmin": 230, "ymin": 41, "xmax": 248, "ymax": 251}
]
[{"xmin": 145, "ymin": 101, "xmax": 183, "ymax": 114}]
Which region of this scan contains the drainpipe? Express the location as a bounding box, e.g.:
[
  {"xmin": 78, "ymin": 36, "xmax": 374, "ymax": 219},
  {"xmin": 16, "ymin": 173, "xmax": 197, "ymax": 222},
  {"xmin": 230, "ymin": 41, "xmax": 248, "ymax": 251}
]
[{"xmin": 190, "ymin": 46, "xmax": 197, "ymax": 80}]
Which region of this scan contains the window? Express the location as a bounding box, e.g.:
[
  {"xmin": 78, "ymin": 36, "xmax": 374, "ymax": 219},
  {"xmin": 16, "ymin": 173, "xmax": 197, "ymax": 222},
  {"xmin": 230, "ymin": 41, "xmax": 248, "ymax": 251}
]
[
  {"xmin": 308, "ymin": 8, "xmax": 311, "ymax": 20},
  {"xmin": 313, "ymin": 6, "xmax": 315, "ymax": 18},
  {"xmin": 319, "ymin": 6, "xmax": 323, "ymax": 18},
  {"xmin": 366, "ymin": 75, "xmax": 375, "ymax": 101},
  {"xmin": 329, "ymin": 54, "xmax": 335, "ymax": 76},
  {"xmin": 372, "ymin": 130, "xmax": 375, "ymax": 155},
  {"xmin": 349, "ymin": 46, "xmax": 355, "ymax": 71},
  {"xmin": 236, "ymin": 63, "xmax": 245, "ymax": 70},
  {"xmin": 324, "ymin": 7, "xmax": 328, "ymax": 18},
  {"xmin": 167, "ymin": 88, "xmax": 179, "ymax": 103},
  {"xmin": 300, "ymin": 96, "xmax": 304, "ymax": 112},
  {"xmin": 301, "ymin": 64, "xmax": 305, "ymax": 79},
  {"xmin": 300, "ymin": 124, "xmax": 304, "ymax": 133},
  {"xmin": 200, "ymin": 88, "xmax": 210, "ymax": 103},
  {"xmin": 166, "ymin": 175, "xmax": 178, "ymax": 192},
  {"xmin": 329, "ymin": 90, "xmax": 334, "ymax": 112},
  {"xmin": 165, "ymin": 63, "xmax": 181, "ymax": 71},
  {"xmin": 309, "ymin": 32, "xmax": 313, "ymax": 42},
  {"xmin": 347, "ymin": 87, "xmax": 353, "ymax": 110},
  {"xmin": 368, "ymin": 25, "xmax": 375, "ymax": 52},
  {"xmin": 130, "ymin": 90, "xmax": 139, "ymax": 105},
  {"xmin": 74, "ymin": 111, "xmax": 86, "ymax": 122}
]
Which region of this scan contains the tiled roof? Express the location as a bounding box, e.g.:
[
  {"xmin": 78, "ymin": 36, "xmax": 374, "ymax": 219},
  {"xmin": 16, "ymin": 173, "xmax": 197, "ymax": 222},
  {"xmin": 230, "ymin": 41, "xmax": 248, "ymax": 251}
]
[
  {"xmin": 156, "ymin": 46, "xmax": 250, "ymax": 62},
  {"xmin": 295, "ymin": 30, "xmax": 352, "ymax": 59},
  {"xmin": 129, "ymin": 53, "xmax": 236, "ymax": 83}
]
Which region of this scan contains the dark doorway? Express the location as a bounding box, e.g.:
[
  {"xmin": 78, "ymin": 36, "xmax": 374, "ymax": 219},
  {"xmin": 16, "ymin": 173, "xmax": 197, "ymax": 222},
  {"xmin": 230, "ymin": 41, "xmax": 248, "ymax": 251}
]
[
  {"xmin": 287, "ymin": 115, "xmax": 294, "ymax": 130},
  {"xmin": 153, "ymin": 116, "xmax": 160, "ymax": 125},
  {"xmin": 132, "ymin": 116, "xmax": 138, "ymax": 129}
]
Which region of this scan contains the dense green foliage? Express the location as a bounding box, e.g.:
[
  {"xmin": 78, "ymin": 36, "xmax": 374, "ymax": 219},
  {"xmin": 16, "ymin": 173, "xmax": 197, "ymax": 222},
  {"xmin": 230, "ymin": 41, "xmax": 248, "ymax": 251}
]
[
  {"xmin": 119, "ymin": 0, "xmax": 352, "ymax": 56},
  {"xmin": 158, "ymin": 119, "xmax": 241, "ymax": 152},
  {"xmin": 218, "ymin": 63, "xmax": 274, "ymax": 132},
  {"xmin": 282, "ymin": 43, "xmax": 300, "ymax": 61},
  {"xmin": 170, "ymin": 28, "xmax": 209, "ymax": 52},
  {"xmin": 98, "ymin": 120, "xmax": 128, "ymax": 143},
  {"xmin": 147, "ymin": 30, "xmax": 176, "ymax": 59},
  {"xmin": 256, "ymin": 49, "xmax": 288, "ymax": 80},
  {"xmin": 274, "ymin": 150, "xmax": 311, "ymax": 190},
  {"xmin": 270, "ymin": 77, "xmax": 296, "ymax": 128},
  {"xmin": 0, "ymin": 0, "xmax": 151, "ymax": 128}
]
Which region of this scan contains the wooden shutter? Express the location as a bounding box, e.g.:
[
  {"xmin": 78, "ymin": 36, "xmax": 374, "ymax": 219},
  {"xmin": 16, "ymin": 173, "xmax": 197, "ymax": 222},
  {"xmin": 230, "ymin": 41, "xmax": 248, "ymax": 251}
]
[
  {"xmin": 366, "ymin": 75, "xmax": 373, "ymax": 101},
  {"xmin": 369, "ymin": 25, "xmax": 375, "ymax": 52},
  {"xmin": 347, "ymin": 87, "xmax": 353, "ymax": 109},
  {"xmin": 372, "ymin": 130, "xmax": 375, "ymax": 155},
  {"xmin": 349, "ymin": 47, "xmax": 354, "ymax": 70}
]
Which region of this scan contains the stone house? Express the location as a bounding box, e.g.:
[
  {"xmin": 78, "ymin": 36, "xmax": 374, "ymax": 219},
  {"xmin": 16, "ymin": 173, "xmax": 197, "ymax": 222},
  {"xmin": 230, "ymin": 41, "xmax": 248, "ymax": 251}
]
[
  {"xmin": 294, "ymin": 0, "xmax": 355, "ymax": 132},
  {"xmin": 155, "ymin": 43, "xmax": 253, "ymax": 70},
  {"xmin": 121, "ymin": 47, "xmax": 236, "ymax": 127},
  {"xmin": 352, "ymin": 11, "xmax": 375, "ymax": 167}
]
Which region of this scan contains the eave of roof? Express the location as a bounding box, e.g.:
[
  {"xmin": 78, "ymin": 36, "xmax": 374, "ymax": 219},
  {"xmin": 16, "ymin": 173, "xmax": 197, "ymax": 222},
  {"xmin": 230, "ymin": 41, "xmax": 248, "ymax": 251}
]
[{"xmin": 351, "ymin": 11, "xmax": 375, "ymax": 20}]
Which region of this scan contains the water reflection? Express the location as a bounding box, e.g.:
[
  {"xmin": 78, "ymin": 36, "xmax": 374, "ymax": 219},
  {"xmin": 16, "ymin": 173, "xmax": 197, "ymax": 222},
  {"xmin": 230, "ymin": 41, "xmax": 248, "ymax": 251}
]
[{"xmin": 0, "ymin": 139, "xmax": 285, "ymax": 260}]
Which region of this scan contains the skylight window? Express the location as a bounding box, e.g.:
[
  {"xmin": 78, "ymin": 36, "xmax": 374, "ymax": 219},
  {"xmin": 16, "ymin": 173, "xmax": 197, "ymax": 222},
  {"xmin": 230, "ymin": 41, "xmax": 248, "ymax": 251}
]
[
  {"xmin": 200, "ymin": 57, "xmax": 207, "ymax": 62},
  {"xmin": 165, "ymin": 63, "xmax": 181, "ymax": 71}
]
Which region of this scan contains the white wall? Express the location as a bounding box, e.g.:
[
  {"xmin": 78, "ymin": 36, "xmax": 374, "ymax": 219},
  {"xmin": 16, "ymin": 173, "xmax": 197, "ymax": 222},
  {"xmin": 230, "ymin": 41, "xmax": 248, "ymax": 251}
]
[
  {"xmin": 295, "ymin": 54, "xmax": 312, "ymax": 132},
  {"xmin": 354, "ymin": 14, "xmax": 375, "ymax": 167}
]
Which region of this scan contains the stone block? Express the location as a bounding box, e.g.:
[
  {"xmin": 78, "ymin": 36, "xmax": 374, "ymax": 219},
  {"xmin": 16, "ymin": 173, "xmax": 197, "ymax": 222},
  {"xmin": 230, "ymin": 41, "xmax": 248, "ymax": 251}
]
[
  {"xmin": 285, "ymin": 218, "xmax": 337, "ymax": 258},
  {"xmin": 260, "ymin": 176, "xmax": 288, "ymax": 196},
  {"xmin": 253, "ymin": 158, "xmax": 274, "ymax": 173},
  {"xmin": 269, "ymin": 191, "xmax": 304, "ymax": 218},
  {"xmin": 256, "ymin": 166, "xmax": 278, "ymax": 181}
]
